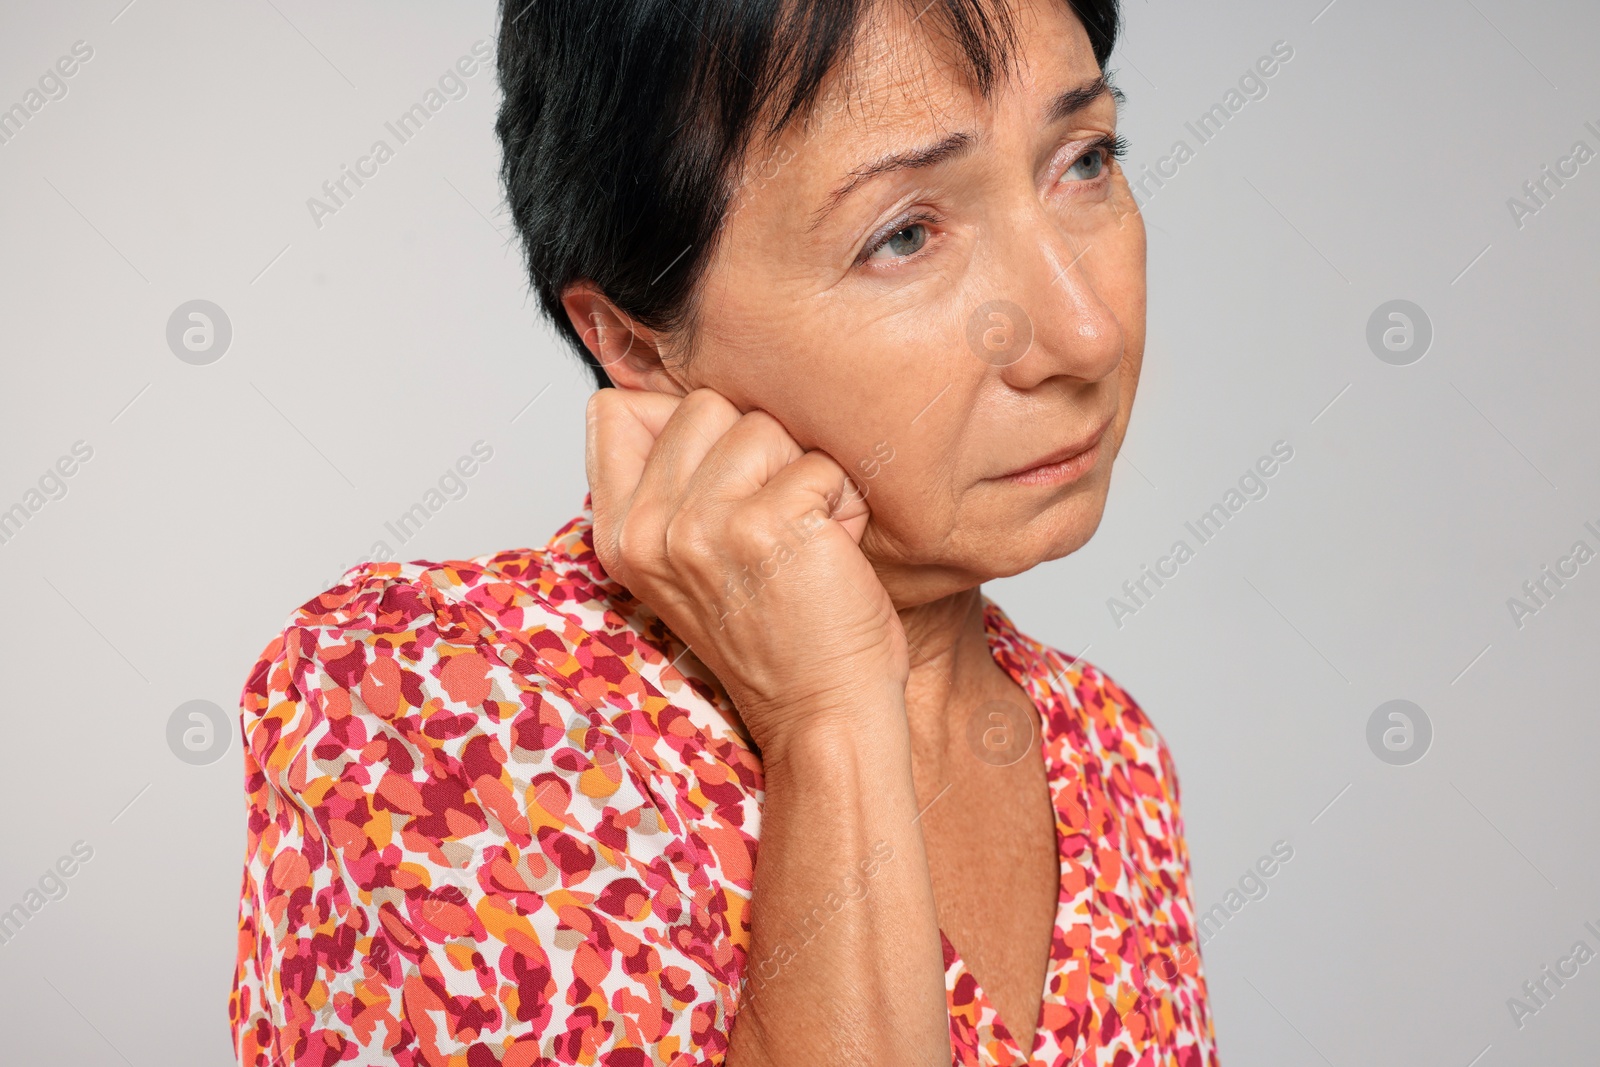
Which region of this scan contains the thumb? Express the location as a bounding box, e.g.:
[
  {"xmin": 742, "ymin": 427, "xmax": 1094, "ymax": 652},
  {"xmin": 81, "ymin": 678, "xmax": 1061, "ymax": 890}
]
[{"xmin": 829, "ymin": 474, "xmax": 871, "ymax": 544}]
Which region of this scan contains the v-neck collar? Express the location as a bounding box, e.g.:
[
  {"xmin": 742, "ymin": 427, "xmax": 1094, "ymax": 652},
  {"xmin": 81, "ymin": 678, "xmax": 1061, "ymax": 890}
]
[
  {"xmin": 941, "ymin": 595, "xmax": 1098, "ymax": 1067},
  {"xmin": 561, "ymin": 498, "xmax": 1169, "ymax": 1064}
]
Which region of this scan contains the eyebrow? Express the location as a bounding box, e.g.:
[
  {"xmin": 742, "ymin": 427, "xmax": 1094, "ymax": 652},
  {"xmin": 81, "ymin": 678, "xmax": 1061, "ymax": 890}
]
[
  {"xmin": 805, "ymin": 74, "xmax": 1117, "ymax": 232},
  {"xmin": 1046, "ymin": 73, "xmax": 1119, "ymax": 124}
]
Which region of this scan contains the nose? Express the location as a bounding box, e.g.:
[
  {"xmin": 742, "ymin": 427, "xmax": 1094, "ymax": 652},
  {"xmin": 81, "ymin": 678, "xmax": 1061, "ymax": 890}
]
[{"xmin": 981, "ymin": 214, "xmax": 1126, "ymax": 392}]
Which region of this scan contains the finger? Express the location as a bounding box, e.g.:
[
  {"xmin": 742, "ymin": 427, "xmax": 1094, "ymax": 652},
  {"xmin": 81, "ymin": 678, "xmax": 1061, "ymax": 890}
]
[
  {"xmin": 586, "ymin": 388, "xmax": 682, "ymax": 532},
  {"xmin": 678, "ymin": 409, "xmax": 807, "ymax": 512},
  {"xmin": 630, "ymin": 388, "xmax": 746, "ymax": 509},
  {"xmin": 755, "ymin": 450, "xmax": 871, "ymax": 544}
]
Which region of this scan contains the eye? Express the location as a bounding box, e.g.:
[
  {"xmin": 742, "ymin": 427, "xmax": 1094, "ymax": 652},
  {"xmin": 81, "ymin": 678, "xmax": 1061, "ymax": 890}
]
[
  {"xmin": 1063, "ymin": 147, "xmax": 1107, "ymax": 183},
  {"xmin": 865, "ymin": 220, "xmax": 930, "ymax": 262},
  {"xmin": 1059, "ymin": 134, "xmax": 1128, "ymax": 186}
]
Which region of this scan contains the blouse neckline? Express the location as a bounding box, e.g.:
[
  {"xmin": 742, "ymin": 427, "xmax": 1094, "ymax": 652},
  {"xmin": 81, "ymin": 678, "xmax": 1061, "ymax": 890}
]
[
  {"xmin": 947, "ymin": 598, "xmax": 1094, "ymax": 1065},
  {"xmin": 556, "ymin": 498, "xmax": 1167, "ymax": 1065}
]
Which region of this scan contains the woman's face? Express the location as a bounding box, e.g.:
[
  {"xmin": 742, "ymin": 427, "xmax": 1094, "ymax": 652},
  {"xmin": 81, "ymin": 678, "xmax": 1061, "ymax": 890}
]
[{"xmin": 617, "ymin": 0, "xmax": 1144, "ymax": 608}]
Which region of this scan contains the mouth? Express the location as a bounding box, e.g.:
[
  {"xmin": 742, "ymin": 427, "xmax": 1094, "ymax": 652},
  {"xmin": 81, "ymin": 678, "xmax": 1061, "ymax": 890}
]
[{"xmin": 994, "ymin": 414, "xmax": 1114, "ymax": 487}]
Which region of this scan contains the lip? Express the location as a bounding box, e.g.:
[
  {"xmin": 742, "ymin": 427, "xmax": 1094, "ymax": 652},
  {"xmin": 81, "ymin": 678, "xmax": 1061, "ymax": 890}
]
[{"xmin": 994, "ymin": 415, "xmax": 1114, "ymax": 486}]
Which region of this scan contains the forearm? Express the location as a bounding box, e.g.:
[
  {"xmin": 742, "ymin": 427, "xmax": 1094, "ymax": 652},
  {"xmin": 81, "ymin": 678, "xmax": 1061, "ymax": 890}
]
[{"xmin": 727, "ymin": 694, "xmax": 951, "ymax": 1066}]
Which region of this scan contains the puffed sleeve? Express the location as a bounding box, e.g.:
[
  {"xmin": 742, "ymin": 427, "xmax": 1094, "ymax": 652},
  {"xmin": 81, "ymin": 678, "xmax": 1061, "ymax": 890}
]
[{"xmin": 230, "ymin": 562, "xmax": 745, "ymax": 1067}]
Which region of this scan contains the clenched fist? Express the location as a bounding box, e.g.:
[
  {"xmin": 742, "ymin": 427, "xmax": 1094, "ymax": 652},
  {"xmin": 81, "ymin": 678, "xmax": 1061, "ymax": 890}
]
[{"xmin": 585, "ymin": 387, "xmax": 908, "ymax": 759}]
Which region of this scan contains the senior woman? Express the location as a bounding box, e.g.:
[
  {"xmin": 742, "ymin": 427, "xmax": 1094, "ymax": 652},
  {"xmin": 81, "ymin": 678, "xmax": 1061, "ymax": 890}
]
[{"xmin": 231, "ymin": 0, "xmax": 1217, "ymax": 1063}]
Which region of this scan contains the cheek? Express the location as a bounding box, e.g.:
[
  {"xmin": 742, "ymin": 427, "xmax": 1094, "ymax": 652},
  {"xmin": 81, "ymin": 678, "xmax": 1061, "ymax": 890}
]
[
  {"xmin": 731, "ymin": 306, "xmax": 978, "ymax": 558},
  {"xmin": 706, "ymin": 283, "xmax": 970, "ymax": 471}
]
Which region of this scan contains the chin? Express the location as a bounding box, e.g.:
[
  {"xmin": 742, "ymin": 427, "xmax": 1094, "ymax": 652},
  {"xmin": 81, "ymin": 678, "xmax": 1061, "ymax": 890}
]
[
  {"xmin": 999, "ymin": 491, "xmax": 1112, "ymax": 574},
  {"xmin": 871, "ymin": 481, "xmax": 1113, "ymax": 607}
]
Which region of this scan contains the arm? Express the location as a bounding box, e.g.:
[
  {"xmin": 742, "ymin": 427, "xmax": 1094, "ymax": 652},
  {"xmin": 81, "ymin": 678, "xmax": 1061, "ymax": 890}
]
[
  {"xmin": 729, "ymin": 703, "xmax": 949, "ymax": 1066},
  {"xmin": 586, "ymin": 387, "xmax": 954, "ymax": 1065},
  {"xmin": 233, "ymin": 570, "xmax": 766, "ymax": 1066}
]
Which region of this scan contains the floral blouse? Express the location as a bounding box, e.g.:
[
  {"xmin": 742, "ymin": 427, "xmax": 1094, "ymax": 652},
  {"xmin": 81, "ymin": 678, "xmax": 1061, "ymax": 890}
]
[{"xmin": 231, "ymin": 501, "xmax": 1218, "ymax": 1066}]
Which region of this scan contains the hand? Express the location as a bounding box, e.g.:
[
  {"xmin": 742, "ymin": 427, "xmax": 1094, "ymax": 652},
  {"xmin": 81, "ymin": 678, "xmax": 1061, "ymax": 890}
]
[{"xmin": 585, "ymin": 387, "xmax": 908, "ymax": 758}]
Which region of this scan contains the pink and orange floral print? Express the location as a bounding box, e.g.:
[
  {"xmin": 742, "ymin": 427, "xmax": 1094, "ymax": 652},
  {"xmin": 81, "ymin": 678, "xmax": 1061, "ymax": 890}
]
[{"xmin": 231, "ymin": 500, "xmax": 1217, "ymax": 1066}]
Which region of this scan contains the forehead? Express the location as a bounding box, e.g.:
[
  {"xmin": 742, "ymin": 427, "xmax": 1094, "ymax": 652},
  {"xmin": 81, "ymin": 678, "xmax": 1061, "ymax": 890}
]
[{"xmin": 724, "ymin": 0, "xmax": 1099, "ymax": 219}]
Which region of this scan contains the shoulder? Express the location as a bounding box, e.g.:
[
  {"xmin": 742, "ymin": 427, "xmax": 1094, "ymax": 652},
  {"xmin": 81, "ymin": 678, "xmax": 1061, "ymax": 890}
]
[
  {"xmin": 242, "ymin": 508, "xmax": 617, "ymax": 720},
  {"xmin": 1002, "ymin": 621, "xmax": 1185, "ymax": 811},
  {"xmin": 242, "ymin": 543, "xmax": 575, "ymax": 727},
  {"xmin": 236, "ymin": 527, "xmax": 639, "ymax": 819},
  {"xmin": 232, "ymin": 530, "xmax": 755, "ymax": 1061},
  {"xmin": 238, "ymin": 516, "xmax": 762, "ymax": 881},
  {"xmin": 1064, "ymin": 657, "xmax": 1177, "ymax": 787}
]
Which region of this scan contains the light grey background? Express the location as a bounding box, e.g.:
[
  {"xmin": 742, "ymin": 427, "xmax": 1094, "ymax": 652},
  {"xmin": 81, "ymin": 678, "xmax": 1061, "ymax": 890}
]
[{"xmin": 1, "ymin": 0, "xmax": 1596, "ymax": 1064}]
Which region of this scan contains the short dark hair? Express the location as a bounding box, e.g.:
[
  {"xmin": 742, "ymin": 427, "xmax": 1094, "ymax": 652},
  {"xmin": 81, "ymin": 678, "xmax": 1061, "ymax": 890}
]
[{"xmin": 495, "ymin": 0, "xmax": 1121, "ymax": 389}]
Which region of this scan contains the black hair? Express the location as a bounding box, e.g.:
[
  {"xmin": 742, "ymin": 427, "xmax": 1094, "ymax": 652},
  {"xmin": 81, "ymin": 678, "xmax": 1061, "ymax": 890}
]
[{"xmin": 495, "ymin": 0, "xmax": 1121, "ymax": 389}]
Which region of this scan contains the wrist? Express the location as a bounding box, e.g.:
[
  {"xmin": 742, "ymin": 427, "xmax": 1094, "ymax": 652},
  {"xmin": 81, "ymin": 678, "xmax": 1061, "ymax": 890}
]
[{"xmin": 750, "ymin": 685, "xmax": 909, "ymax": 776}]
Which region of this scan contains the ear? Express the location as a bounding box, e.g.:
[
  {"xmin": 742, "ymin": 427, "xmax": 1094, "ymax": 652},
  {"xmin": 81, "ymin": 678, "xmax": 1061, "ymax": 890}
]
[{"xmin": 560, "ymin": 281, "xmax": 687, "ymax": 395}]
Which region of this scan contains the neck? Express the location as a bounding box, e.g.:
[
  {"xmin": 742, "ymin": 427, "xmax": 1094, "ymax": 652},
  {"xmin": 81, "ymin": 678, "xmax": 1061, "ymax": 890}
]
[{"xmin": 898, "ymin": 586, "xmax": 1011, "ymax": 776}]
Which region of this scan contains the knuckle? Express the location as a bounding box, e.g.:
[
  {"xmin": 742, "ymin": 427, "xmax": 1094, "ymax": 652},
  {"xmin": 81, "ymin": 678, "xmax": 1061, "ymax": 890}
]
[
  {"xmin": 612, "ymin": 518, "xmax": 654, "ymax": 573},
  {"xmin": 661, "ymin": 510, "xmax": 709, "ymax": 569},
  {"xmin": 801, "ymin": 448, "xmax": 843, "ymax": 477},
  {"xmin": 681, "ymin": 387, "xmax": 730, "ymax": 418},
  {"xmin": 740, "ymin": 409, "xmax": 785, "ymax": 440},
  {"xmin": 725, "ymin": 521, "xmax": 766, "ymax": 562}
]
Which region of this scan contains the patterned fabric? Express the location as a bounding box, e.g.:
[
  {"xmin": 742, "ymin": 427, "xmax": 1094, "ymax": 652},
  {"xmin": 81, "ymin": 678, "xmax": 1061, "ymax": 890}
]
[{"xmin": 231, "ymin": 499, "xmax": 1218, "ymax": 1066}]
